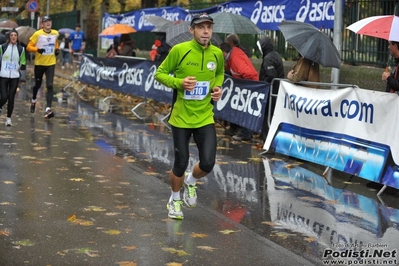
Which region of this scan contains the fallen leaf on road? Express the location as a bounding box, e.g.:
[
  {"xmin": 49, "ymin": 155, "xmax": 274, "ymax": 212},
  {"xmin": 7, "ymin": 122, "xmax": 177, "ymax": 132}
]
[
  {"xmin": 69, "ymin": 178, "xmax": 84, "ymax": 182},
  {"xmin": 304, "ymin": 236, "xmax": 316, "ymax": 243},
  {"xmin": 143, "ymin": 171, "xmax": 157, "ymax": 176},
  {"xmin": 190, "ymin": 233, "xmax": 208, "ymax": 238},
  {"xmin": 33, "ymin": 146, "xmax": 47, "ymax": 151},
  {"xmin": 270, "ymin": 231, "xmax": 297, "ymax": 239},
  {"xmin": 115, "ymin": 205, "xmax": 129, "ymax": 209},
  {"xmin": 166, "ymin": 262, "xmax": 188, "ymax": 266},
  {"xmin": 162, "ymin": 247, "xmax": 190, "ymax": 256},
  {"xmin": 3, "ymin": 181, "xmax": 14, "ymax": 184},
  {"xmin": 12, "ymin": 239, "xmax": 35, "ymax": 246},
  {"xmin": 84, "ymin": 206, "xmax": 106, "ymax": 212},
  {"xmin": 249, "ymin": 157, "xmax": 262, "ymax": 162},
  {"xmin": 103, "ymin": 229, "xmax": 121, "ymax": 235},
  {"xmin": 0, "ymin": 229, "xmax": 11, "ymax": 236},
  {"xmin": 261, "ymin": 221, "xmax": 277, "ymax": 226},
  {"xmin": 105, "ymin": 212, "xmax": 120, "ymax": 216},
  {"xmin": 0, "ymin": 202, "xmax": 15, "ymax": 205},
  {"xmin": 122, "ymin": 245, "xmax": 137, "ymax": 250},
  {"xmin": 116, "ymin": 262, "xmax": 137, "ymax": 266},
  {"xmin": 197, "ymin": 246, "xmax": 218, "ymax": 251},
  {"xmin": 21, "ymin": 156, "xmax": 36, "ymax": 160},
  {"xmin": 219, "ymin": 229, "xmax": 240, "ymax": 235},
  {"xmin": 60, "ymin": 138, "xmax": 79, "ymax": 142},
  {"xmin": 67, "ymin": 214, "xmax": 94, "ymax": 226}
]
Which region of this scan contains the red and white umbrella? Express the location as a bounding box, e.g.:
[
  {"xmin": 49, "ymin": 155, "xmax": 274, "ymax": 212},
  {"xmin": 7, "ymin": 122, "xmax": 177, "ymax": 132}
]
[{"xmin": 347, "ymin": 15, "xmax": 399, "ymax": 41}]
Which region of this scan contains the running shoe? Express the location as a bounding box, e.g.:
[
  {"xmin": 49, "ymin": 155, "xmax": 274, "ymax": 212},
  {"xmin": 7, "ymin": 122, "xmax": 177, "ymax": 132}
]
[
  {"xmin": 5, "ymin": 117, "xmax": 11, "ymax": 126},
  {"xmin": 30, "ymin": 102, "xmax": 36, "ymax": 113},
  {"xmin": 183, "ymin": 177, "xmax": 198, "ymax": 208},
  {"xmin": 44, "ymin": 109, "xmax": 54, "ymax": 119},
  {"xmin": 166, "ymin": 200, "xmax": 184, "ymax": 220}
]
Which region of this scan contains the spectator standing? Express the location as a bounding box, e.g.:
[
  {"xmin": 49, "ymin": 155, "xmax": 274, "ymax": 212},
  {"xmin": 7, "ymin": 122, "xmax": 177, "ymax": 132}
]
[
  {"xmin": 223, "ymin": 33, "xmax": 254, "ymax": 139},
  {"xmin": 257, "ymin": 36, "xmax": 285, "ymax": 142},
  {"xmin": 382, "ymin": 41, "xmax": 399, "ymax": 93},
  {"xmin": 26, "ymin": 16, "xmax": 59, "ymax": 119},
  {"xmin": 226, "ymin": 33, "xmax": 251, "ymax": 58},
  {"xmin": 155, "ymin": 34, "xmax": 170, "ymax": 62},
  {"xmin": 149, "ymin": 39, "xmax": 161, "ymax": 61},
  {"xmin": 154, "ymin": 13, "xmax": 224, "ymax": 220},
  {"xmin": 61, "ymin": 33, "xmax": 70, "ymax": 69},
  {"xmin": 287, "ymin": 54, "xmax": 320, "ymax": 88},
  {"xmin": 220, "ymin": 42, "xmax": 258, "ymax": 141},
  {"xmin": 0, "ymin": 29, "xmax": 26, "ymax": 126},
  {"xmin": 118, "ymin": 34, "xmax": 137, "ymax": 57},
  {"xmin": 69, "ymin": 23, "xmax": 86, "ymax": 76},
  {"xmin": 106, "ymin": 36, "xmax": 119, "ymax": 58}
]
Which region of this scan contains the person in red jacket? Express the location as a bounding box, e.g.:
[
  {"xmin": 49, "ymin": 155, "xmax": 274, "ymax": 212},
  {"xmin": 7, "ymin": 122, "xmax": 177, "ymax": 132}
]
[
  {"xmin": 220, "ymin": 41, "xmax": 258, "ymax": 141},
  {"xmin": 220, "ymin": 42, "xmax": 258, "ymax": 80}
]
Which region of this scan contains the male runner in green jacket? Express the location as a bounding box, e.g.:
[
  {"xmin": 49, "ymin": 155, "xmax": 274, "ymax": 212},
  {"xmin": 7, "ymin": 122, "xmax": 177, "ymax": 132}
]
[{"xmin": 155, "ymin": 13, "xmax": 224, "ymax": 219}]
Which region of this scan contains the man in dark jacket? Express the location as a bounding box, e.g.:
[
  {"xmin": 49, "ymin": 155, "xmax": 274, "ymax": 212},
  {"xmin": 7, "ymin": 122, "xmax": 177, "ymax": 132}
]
[
  {"xmin": 382, "ymin": 41, "xmax": 399, "ymax": 93},
  {"xmin": 257, "ymin": 36, "xmax": 285, "ymax": 142}
]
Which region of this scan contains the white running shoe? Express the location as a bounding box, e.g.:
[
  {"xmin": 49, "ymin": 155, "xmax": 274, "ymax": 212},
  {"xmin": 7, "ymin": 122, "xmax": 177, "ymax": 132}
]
[
  {"xmin": 166, "ymin": 200, "xmax": 184, "ymax": 220},
  {"xmin": 5, "ymin": 117, "xmax": 11, "ymax": 126},
  {"xmin": 183, "ymin": 176, "xmax": 198, "ymax": 208}
]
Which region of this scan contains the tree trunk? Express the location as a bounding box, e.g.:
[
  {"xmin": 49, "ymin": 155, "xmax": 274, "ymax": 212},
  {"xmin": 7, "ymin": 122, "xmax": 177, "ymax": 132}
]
[{"xmin": 141, "ymin": 0, "xmax": 158, "ymax": 8}]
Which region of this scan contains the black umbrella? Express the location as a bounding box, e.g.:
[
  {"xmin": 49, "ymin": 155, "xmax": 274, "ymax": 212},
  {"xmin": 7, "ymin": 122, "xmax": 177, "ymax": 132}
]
[
  {"xmin": 278, "ymin": 20, "xmax": 341, "ymax": 68},
  {"xmin": 144, "ymin": 15, "xmax": 174, "ymax": 33},
  {"xmin": 165, "ymin": 21, "xmax": 222, "ymax": 47},
  {"xmin": 210, "ymin": 12, "xmax": 261, "ymax": 34}
]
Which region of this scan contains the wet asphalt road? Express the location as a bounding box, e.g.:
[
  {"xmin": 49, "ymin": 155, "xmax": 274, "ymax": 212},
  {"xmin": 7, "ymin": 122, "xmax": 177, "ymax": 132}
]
[{"xmin": 0, "ymin": 75, "xmax": 399, "ymax": 265}]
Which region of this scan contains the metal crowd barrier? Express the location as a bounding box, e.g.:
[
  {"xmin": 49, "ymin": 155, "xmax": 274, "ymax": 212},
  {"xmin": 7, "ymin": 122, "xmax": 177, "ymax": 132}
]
[
  {"xmin": 67, "ymin": 53, "xmax": 94, "ymax": 100},
  {"xmin": 110, "ymin": 55, "xmax": 168, "ymax": 122}
]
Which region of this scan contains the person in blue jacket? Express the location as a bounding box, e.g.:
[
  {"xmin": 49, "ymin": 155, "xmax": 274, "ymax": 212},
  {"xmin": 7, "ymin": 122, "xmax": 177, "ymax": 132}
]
[{"xmin": 69, "ymin": 23, "xmax": 86, "ymax": 76}]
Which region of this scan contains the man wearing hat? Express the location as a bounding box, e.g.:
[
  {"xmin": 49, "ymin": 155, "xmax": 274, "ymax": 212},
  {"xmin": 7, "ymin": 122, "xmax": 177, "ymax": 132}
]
[
  {"xmin": 26, "ymin": 15, "xmax": 59, "ymax": 119},
  {"xmin": 155, "ymin": 13, "xmax": 224, "ymax": 220},
  {"xmin": 69, "ymin": 23, "xmax": 86, "ymax": 76}
]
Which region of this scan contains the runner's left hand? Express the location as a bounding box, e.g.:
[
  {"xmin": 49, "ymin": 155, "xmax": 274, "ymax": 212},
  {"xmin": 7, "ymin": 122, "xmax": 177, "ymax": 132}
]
[{"xmin": 211, "ymin": 87, "xmax": 222, "ymax": 101}]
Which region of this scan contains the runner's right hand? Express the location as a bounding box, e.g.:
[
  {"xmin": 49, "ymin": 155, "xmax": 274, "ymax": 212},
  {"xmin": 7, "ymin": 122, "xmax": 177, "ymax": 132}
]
[
  {"xmin": 37, "ymin": 48, "xmax": 45, "ymax": 54},
  {"xmin": 183, "ymin": 76, "xmax": 197, "ymax": 91}
]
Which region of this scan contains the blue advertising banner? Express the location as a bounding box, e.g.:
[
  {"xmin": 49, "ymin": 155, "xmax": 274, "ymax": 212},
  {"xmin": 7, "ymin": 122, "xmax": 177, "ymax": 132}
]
[
  {"xmin": 103, "ymin": 0, "xmax": 337, "ymax": 32},
  {"xmin": 219, "ymin": 0, "xmax": 336, "ymax": 30},
  {"xmin": 214, "ymin": 75, "xmax": 269, "ymax": 133},
  {"xmin": 78, "ymin": 55, "xmax": 269, "ymax": 133},
  {"xmin": 79, "ymin": 56, "xmax": 173, "ymax": 104}
]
